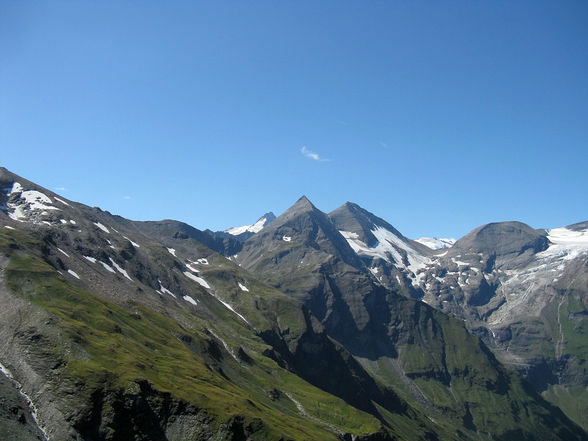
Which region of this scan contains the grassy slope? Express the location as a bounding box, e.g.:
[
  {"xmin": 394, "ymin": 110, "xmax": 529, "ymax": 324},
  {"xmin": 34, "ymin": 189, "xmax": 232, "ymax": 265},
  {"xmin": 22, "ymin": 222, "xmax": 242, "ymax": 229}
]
[{"xmin": 0, "ymin": 228, "xmax": 383, "ymax": 440}]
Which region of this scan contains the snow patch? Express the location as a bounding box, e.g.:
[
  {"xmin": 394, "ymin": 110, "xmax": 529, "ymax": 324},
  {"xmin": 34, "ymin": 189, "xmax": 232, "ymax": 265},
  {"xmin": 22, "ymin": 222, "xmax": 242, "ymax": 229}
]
[
  {"xmin": 538, "ymin": 227, "xmax": 588, "ymax": 262},
  {"xmin": 215, "ymin": 297, "xmax": 249, "ymax": 324},
  {"xmin": 57, "ymin": 248, "xmax": 69, "ymax": 258},
  {"xmin": 339, "ymin": 230, "xmax": 359, "ymax": 240},
  {"xmin": 183, "ymin": 271, "xmax": 210, "ymax": 289},
  {"xmin": 123, "ymin": 236, "xmax": 140, "ymax": 248},
  {"xmin": 341, "ymin": 226, "xmax": 430, "ymax": 274},
  {"xmin": 109, "ymin": 258, "xmax": 132, "ymax": 281},
  {"xmin": 67, "ymin": 269, "xmax": 80, "ymax": 279},
  {"xmin": 7, "ymin": 183, "xmax": 61, "ymax": 221},
  {"xmin": 8, "ymin": 182, "xmax": 23, "ymax": 194},
  {"xmin": 196, "ymin": 258, "xmax": 209, "ymax": 265},
  {"xmin": 4, "ymin": 225, "xmax": 15, "ymax": 230},
  {"xmin": 69, "ymin": 219, "xmax": 76, "ymax": 225},
  {"xmin": 226, "ymin": 216, "xmax": 269, "ymax": 236},
  {"xmin": 157, "ymin": 280, "xmax": 176, "ymax": 298},
  {"xmin": 282, "ymin": 236, "xmax": 292, "ymax": 242},
  {"xmin": 54, "ymin": 196, "xmax": 70, "ymax": 206},
  {"xmin": 167, "ymin": 247, "xmax": 176, "ymax": 257},
  {"xmin": 415, "ymin": 237, "xmax": 456, "ymax": 250},
  {"xmin": 238, "ymin": 282, "xmax": 249, "ymax": 292},
  {"xmin": 93, "ymin": 222, "xmax": 110, "ymax": 233},
  {"xmin": 60, "ymin": 219, "xmax": 68, "ymax": 224},
  {"xmin": 100, "ymin": 261, "xmax": 116, "ymax": 273},
  {"xmin": 183, "ymin": 295, "xmax": 198, "ymax": 306},
  {"xmin": 185, "ymin": 262, "xmax": 200, "ymax": 273},
  {"xmin": 83, "ymin": 256, "xmax": 97, "ymax": 263}
]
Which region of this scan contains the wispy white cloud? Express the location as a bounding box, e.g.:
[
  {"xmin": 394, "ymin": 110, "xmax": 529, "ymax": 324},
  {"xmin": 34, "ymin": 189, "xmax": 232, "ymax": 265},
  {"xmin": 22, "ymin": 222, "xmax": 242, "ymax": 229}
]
[
  {"xmin": 55, "ymin": 187, "xmax": 66, "ymax": 191},
  {"xmin": 301, "ymin": 146, "xmax": 329, "ymax": 162},
  {"xmin": 123, "ymin": 195, "xmax": 132, "ymax": 200},
  {"xmin": 379, "ymin": 141, "xmax": 388, "ymax": 148}
]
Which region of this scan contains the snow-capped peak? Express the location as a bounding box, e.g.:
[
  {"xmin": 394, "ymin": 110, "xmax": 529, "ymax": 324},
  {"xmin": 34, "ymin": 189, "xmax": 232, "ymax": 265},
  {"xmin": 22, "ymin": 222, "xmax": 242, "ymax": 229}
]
[
  {"xmin": 415, "ymin": 237, "xmax": 456, "ymax": 250},
  {"xmin": 225, "ymin": 212, "xmax": 276, "ymax": 236}
]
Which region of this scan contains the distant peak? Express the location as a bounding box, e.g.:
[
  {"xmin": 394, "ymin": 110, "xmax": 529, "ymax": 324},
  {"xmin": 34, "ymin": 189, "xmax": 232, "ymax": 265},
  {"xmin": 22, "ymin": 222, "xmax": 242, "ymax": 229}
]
[
  {"xmin": 225, "ymin": 211, "xmax": 276, "ymax": 236},
  {"xmin": 260, "ymin": 212, "xmax": 277, "ymax": 222},
  {"xmin": 343, "ymin": 201, "xmax": 358, "ymax": 209}
]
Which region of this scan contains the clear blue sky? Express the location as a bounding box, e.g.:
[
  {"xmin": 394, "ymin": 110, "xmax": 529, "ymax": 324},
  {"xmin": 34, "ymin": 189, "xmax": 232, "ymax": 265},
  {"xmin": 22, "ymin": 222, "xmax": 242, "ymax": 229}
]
[{"xmin": 1, "ymin": 1, "xmax": 587, "ymax": 239}]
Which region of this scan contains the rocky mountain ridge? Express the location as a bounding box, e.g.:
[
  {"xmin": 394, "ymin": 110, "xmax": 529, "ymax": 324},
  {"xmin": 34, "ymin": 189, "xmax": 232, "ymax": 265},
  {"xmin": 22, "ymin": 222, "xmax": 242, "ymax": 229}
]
[
  {"xmin": 0, "ymin": 167, "xmax": 586, "ymax": 440},
  {"xmin": 232, "ymin": 197, "xmax": 587, "ymax": 432}
]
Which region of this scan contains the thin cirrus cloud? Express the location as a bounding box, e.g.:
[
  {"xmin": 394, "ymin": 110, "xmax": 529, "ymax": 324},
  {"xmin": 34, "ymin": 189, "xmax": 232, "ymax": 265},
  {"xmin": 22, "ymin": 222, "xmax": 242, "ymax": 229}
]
[{"xmin": 301, "ymin": 146, "xmax": 329, "ymax": 162}]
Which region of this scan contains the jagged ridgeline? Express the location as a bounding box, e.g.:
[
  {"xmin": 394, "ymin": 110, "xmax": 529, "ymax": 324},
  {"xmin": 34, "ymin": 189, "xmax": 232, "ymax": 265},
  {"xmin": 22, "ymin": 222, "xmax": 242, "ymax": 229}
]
[{"xmin": 0, "ymin": 167, "xmax": 586, "ymax": 441}]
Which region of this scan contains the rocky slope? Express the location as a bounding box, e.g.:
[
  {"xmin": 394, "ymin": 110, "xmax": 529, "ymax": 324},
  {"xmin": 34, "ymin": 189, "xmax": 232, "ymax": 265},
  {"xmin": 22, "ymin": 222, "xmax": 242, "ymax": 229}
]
[
  {"xmin": 316, "ymin": 200, "xmax": 588, "ymax": 432},
  {"xmin": 235, "ymin": 196, "xmax": 586, "ymax": 440},
  {"xmin": 415, "ymin": 221, "xmax": 588, "ymax": 430}
]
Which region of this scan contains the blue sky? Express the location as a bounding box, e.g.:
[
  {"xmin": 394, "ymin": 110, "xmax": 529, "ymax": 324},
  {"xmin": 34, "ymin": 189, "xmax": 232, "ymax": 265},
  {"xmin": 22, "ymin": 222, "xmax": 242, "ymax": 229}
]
[{"xmin": 1, "ymin": 1, "xmax": 587, "ymax": 239}]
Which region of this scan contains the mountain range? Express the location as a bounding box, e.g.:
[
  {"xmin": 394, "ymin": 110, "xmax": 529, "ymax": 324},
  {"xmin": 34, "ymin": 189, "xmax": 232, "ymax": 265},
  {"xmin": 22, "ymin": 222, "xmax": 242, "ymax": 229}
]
[{"xmin": 0, "ymin": 167, "xmax": 586, "ymax": 441}]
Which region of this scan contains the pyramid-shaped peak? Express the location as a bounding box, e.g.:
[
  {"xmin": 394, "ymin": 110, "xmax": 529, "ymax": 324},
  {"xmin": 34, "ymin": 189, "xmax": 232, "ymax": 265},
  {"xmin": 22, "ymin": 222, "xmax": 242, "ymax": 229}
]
[{"xmin": 289, "ymin": 195, "xmax": 316, "ymax": 212}]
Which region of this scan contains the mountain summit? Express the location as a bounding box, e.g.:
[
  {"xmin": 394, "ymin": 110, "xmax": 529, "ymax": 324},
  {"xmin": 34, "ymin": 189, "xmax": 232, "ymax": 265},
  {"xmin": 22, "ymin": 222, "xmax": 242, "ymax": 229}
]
[{"xmin": 225, "ymin": 212, "xmax": 276, "ymax": 237}]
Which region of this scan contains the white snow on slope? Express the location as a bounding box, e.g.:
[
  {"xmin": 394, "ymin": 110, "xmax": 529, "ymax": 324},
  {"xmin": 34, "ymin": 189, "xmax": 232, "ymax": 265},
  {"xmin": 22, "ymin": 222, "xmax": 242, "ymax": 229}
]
[
  {"xmin": 109, "ymin": 258, "xmax": 132, "ymax": 281},
  {"xmin": 183, "ymin": 271, "xmax": 210, "ymax": 289},
  {"xmin": 157, "ymin": 280, "xmax": 176, "ymax": 298},
  {"xmin": 415, "ymin": 237, "xmax": 456, "ymax": 250},
  {"xmin": 57, "ymin": 248, "xmax": 69, "ymax": 258},
  {"xmin": 538, "ymin": 226, "xmax": 588, "ymax": 262},
  {"xmin": 216, "ymin": 297, "xmax": 249, "ymax": 323},
  {"xmin": 123, "ymin": 236, "xmax": 140, "ymax": 248},
  {"xmin": 185, "ymin": 262, "xmax": 200, "ymax": 273},
  {"xmin": 340, "ymin": 227, "xmax": 430, "ymax": 274},
  {"xmin": 181, "ymin": 272, "xmax": 248, "ymax": 322},
  {"xmin": 54, "ymin": 196, "xmax": 70, "ymax": 206},
  {"xmin": 67, "ymin": 269, "xmax": 80, "ymax": 279},
  {"xmin": 183, "ymin": 295, "xmax": 198, "ymax": 306},
  {"xmin": 100, "ymin": 261, "xmax": 116, "ymax": 273},
  {"xmin": 93, "ymin": 222, "xmax": 110, "ymax": 233},
  {"xmin": 226, "ymin": 216, "xmax": 269, "ymax": 236},
  {"xmin": 6, "ymin": 182, "xmax": 61, "ymax": 221},
  {"xmin": 4, "ymin": 225, "xmax": 15, "ymax": 230},
  {"xmin": 83, "ymin": 256, "xmax": 97, "ymax": 263},
  {"xmin": 282, "ymin": 236, "xmax": 292, "ymax": 242},
  {"xmin": 167, "ymin": 247, "xmax": 176, "ymax": 257},
  {"xmin": 238, "ymin": 282, "xmax": 249, "ymax": 292}
]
